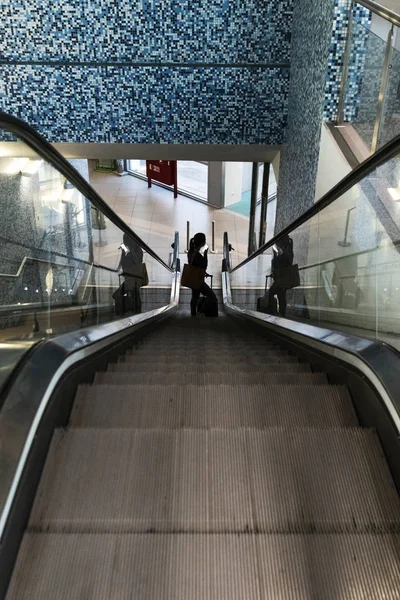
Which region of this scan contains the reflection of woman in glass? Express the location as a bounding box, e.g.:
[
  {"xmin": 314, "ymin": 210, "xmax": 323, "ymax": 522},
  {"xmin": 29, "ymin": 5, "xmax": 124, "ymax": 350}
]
[
  {"xmin": 118, "ymin": 233, "xmax": 143, "ymax": 314},
  {"xmin": 267, "ymin": 234, "xmax": 294, "ymax": 317}
]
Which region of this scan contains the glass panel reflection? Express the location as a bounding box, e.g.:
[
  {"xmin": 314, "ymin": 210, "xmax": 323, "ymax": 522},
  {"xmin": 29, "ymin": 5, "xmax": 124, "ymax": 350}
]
[
  {"xmin": 380, "ymin": 41, "xmax": 400, "ymax": 146},
  {"xmin": 230, "ymin": 152, "xmax": 400, "ymax": 351},
  {"xmin": 0, "ymin": 138, "xmax": 173, "ymax": 347}
]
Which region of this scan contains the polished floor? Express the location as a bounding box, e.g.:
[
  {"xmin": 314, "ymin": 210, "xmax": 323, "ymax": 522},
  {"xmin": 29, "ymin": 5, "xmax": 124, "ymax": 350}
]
[{"xmin": 89, "ymin": 165, "xmax": 251, "ymax": 288}]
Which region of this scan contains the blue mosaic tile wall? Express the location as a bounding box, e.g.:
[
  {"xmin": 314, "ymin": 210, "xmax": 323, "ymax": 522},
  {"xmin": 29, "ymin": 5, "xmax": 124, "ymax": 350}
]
[
  {"xmin": 344, "ymin": 7, "xmax": 372, "ymax": 122},
  {"xmin": 0, "ymin": 0, "xmax": 293, "ymax": 64},
  {"xmin": 275, "ymin": 0, "xmax": 335, "ymax": 234},
  {"xmin": 0, "ymin": 0, "xmax": 294, "ymax": 145},
  {"xmin": 0, "ymin": 65, "xmax": 290, "ymax": 144},
  {"xmin": 323, "ymin": 1, "xmax": 371, "ymax": 121}
]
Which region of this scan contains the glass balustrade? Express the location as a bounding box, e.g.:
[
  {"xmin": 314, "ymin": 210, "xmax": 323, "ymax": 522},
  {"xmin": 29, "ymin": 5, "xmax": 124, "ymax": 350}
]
[
  {"xmin": 336, "ymin": 13, "xmax": 400, "ymax": 154},
  {"xmin": 228, "ymin": 149, "xmax": 400, "ymax": 351},
  {"xmin": 0, "ymin": 128, "xmax": 176, "ymax": 355}
]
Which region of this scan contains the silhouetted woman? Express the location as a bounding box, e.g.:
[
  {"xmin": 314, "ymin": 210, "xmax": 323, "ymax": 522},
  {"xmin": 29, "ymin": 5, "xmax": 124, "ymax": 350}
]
[{"xmin": 188, "ymin": 232, "xmax": 218, "ymax": 318}]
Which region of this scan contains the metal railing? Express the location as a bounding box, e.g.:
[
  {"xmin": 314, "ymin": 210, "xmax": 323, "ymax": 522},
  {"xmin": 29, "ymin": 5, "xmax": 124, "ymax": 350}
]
[
  {"xmin": 336, "ymin": 2, "xmax": 399, "ymax": 152},
  {"xmin": 358, "ymin": 0, "xmax": 400, "ymax": 28},
  {"xmin": 0, "ymin": 255, "xmax": 102, "ymax": 280}
]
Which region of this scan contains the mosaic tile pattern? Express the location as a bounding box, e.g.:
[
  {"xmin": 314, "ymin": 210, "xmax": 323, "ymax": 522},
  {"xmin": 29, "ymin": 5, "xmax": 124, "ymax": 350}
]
[
  {"xmin": 0, "ymin": 0, "xmax": 293, "ymax": 144},
  {"xmin": 344, "ymin": 6, "xmax": 372, "ymax": 122},
  {"xmin": 324, "ymin": 0, "xmax": 352, "ymax": 120},
  {"xmin": 0, "ymin": 65, "xmax": 289, "ymax": 144},
  {"xmin": 276, "ymin": 0, "xmax": 335, "ymax": 234},
  {"xmin": 0, "ymin": 0, "xmax": 293, "ymax": 64},
  {"xmin": 323, "ymin": 1, "xmax": 371, "ymax": 121}
]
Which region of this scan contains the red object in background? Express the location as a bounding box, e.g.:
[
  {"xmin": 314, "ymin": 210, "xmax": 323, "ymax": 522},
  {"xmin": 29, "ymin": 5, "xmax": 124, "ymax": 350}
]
[{"xmin": 146, "ymin": 160, "xmax": 178, "ymax": 198}]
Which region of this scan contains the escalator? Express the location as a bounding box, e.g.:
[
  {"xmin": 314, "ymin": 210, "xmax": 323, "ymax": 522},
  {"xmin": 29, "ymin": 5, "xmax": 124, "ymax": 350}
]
[
  {"xmin": 0, "ymin": 114, "xmax": 399, "ymax": 597},
  {"xmin": 6, "ymin": 314, "xmax": 400, "ymax": 598}
]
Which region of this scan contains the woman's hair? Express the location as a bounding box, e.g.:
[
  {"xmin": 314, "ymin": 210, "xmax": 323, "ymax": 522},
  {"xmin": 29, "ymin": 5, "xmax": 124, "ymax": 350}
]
[
  {"xmin": 190, "ymin": 232, "xmax": 206, "ymax": 250},
  {"xmin": 123, "ymin": 233, "xmax": 138, "ymax": 251}
]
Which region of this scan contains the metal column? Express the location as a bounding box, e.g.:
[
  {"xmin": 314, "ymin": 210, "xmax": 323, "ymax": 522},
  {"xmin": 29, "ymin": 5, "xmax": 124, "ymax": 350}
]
[
  {"xmin": 259, "ymin": 163, "xmax": 270, "ymax": 248},
  {"xmin": 247, "ymin": 163, "xmax": 258, "ymax": 257}
]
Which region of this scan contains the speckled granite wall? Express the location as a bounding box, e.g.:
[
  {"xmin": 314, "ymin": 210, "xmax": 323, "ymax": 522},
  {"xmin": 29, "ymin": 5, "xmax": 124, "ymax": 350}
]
[
  {"xmin": 0, "ymin": 158, "xmax": 91, "ymax": 315},
  {"xmin": 275, "ymin": 0, "xmax": 335, "ymax": 234},
  {"xmin": 0, "ymin": 0, "xmax": 294, "ymax": 145}
]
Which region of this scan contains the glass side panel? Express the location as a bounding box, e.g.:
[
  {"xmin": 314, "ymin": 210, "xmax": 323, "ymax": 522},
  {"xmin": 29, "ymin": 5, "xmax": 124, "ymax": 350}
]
[
  {"xmin": 0, "ymin": 134, "xmax": 174, "ymax": 352},
  {"xmin": 230, "ymin": 151, "xmax": 400, "ymax": 351},
  {"xmin": 373, "ymin": 155, "xmax": 400, "ymax": 345},
  {"xmin": 177, "ymin": 161, "xmax": 208, "ymax": 200},
  {"xmin": 380, "ymin": 40, "xmax": 400, "ymax": 146},
  {"xmin": 127, "ymin": 159, "xmax": 147, "ymax": 177},
  {"xmin": 344, "ymin": 19, "xmax": 387, "ymax": 151}
]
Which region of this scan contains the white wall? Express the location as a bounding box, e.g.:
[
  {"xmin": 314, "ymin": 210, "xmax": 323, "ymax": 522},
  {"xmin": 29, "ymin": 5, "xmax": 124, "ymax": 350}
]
[
  {"xmin": 224, "ymin": 162, "xmax": 244, "ymax": 207},
  {"xmin": 315, "ymin": 124, "xmax": 352, "ymax": 202}
]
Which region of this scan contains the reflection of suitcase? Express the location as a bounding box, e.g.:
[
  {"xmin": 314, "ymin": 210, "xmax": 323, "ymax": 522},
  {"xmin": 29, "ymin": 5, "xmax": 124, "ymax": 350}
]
[{"xmin": 257, "ymin": 276, "xmax": 277, "ymax": 314}]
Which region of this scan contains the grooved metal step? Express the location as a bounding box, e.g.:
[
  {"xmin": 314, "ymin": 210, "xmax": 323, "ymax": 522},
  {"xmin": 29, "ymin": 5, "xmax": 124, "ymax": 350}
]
[
  {"xmin": 8, "ymin": 533, "xmax": 400, "ymax": 600},
  {"xmin": 93, "ymin": 371, "xmax": 326, "ymax": 386},
  {"xmin": 7, "ymin": 314, "xmax": 400, "ymax": 599},
  {"xmin": 139, "ymin": 341, "xmax": 277, "ymax": 349},
  {"xmin": 29, "ymin": 429, "xmax": 400, "ymax": 534},
  {"xmin": 71, "ymin": 385, "xmax": 357, "ymax": 429},
  {"xmin": 123, "ymin": 349, "xmax": 290, "ymax": 360},
  {"xmin": 108, "ymin": 358, "xmax": 300, "ymax": 373}
]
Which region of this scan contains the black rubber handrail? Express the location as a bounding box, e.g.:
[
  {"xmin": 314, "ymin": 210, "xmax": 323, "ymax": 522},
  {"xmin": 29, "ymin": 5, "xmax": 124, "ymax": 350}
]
[
  {"xmin": 0, "ymin": 112, "xmax": 173, "ymax": 272},
  {"xmin": 230, "ymin": 133, "xmax": 400, "ymax": 273}
]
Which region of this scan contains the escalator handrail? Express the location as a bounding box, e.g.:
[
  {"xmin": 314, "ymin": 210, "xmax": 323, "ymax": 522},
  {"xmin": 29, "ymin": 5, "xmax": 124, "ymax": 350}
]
[
  {"xmin": 229, "ymin": 133, "xmax": 400, "ymax": 274},
  {"xmin": 0, "ymin": 112, "xmax": 173, "ymax": 273},
  {"xmin": 171, "ymin": 230, "xmax": 179, "ymax": 270}
]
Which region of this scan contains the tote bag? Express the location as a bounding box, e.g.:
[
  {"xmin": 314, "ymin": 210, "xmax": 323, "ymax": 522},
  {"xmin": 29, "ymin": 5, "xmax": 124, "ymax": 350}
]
[
  {"xmin": 181, "ymin": 264, "xmax": 205, "ymax": 291},
  {"xmin": 274, "ymin": 264, "xmax": 300, "ymax": 289}
]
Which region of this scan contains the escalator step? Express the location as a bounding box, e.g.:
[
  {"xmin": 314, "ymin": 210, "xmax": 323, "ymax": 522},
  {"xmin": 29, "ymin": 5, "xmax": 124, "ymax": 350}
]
[
  {"xmin": 93, "ymin": 372, "xmax": 327, "ymax": 386},
  {"xmin": 7, "ymin": 533, "xmax": 400, "ymax": 600},
  {"xmin": 71, "ymin": 384, "xmax": 357, "ymax": 429},
  {"xmin": 108, "ymin": 358, "xmax": 300, "ymax": 373},
  {"xmin": 139, "ymin": 342, "xmax": 278, "ymax": 350},
  {"xmin": 106, "ymin": 361, "xmax": 309, "ymax": 375},
  {"xmin": 123, "ymin": 349, "xmax": 290, "ymax": 360},
  {"xmin": 29, "ymin": 429, "xmax": 400, "ymax": 534}
]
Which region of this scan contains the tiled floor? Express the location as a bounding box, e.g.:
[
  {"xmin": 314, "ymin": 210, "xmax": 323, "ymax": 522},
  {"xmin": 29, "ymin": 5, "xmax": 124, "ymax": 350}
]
[{"xmin": 89, "ymin": 166, "xmax": 251, "ymax": 288}]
